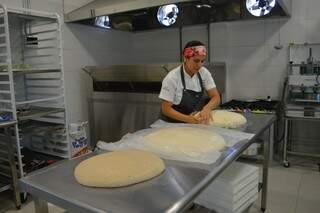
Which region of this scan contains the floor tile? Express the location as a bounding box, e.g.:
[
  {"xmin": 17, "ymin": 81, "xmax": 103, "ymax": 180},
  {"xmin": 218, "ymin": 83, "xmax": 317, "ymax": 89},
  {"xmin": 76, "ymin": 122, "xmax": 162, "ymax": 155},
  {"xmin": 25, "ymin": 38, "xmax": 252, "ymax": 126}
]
[
  {"xmin": 4, "ymin": 201, "xmax": 65, "ymax": 213},
  {"xmin": 248, "ymin": 166, "xmax": 302, "ymax": 213},
  {"xmin": 295, "ymin": 172, "xmax": 320, "ymax": 213}
]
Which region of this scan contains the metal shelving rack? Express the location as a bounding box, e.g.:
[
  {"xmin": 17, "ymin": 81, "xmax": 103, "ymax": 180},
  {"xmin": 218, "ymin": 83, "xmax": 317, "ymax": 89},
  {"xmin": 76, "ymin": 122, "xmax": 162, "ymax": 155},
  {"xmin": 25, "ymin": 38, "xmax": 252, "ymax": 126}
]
[
  {"xmin": 0, "ymin": 5, "xmax": 69, "ymax": 184},
  {"xmin": 282, "ymin": 43, "xmax": 320, "ymax": 167}
]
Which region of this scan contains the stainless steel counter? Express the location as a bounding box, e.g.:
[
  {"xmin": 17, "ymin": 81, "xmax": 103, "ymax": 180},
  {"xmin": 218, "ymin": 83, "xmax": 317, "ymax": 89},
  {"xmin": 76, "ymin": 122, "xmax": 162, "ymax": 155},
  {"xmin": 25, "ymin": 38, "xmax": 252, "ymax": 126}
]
[{"xmin": 19, "ymin": 113, "xmax": 276, "ymax": 213}]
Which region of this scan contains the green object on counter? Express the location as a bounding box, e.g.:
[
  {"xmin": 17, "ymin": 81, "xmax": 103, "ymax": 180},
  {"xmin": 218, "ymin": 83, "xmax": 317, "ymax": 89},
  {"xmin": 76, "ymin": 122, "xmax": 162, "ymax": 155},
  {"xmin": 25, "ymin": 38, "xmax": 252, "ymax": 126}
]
[
  {"xmin": 0, "ymin": 65, "xmax": 8, "ymax": 71},
  {"xmin": 12, "ymin": 64, "xmax": 32, "ymax": 69}
]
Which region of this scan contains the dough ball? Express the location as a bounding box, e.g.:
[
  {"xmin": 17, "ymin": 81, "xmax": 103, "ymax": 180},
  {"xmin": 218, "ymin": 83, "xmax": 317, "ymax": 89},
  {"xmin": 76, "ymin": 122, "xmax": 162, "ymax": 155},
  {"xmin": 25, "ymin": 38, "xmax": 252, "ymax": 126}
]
[
  {"xmin": 143, "ymin": 127, "xmax": 225, "ymax": 157},
  {"xmin": 210, "ymin": 110, "xmax": 247, "ymax": 129},
  {"xmin": 74, "ymin": 150, "xmax": 165, "ymax": 187}
]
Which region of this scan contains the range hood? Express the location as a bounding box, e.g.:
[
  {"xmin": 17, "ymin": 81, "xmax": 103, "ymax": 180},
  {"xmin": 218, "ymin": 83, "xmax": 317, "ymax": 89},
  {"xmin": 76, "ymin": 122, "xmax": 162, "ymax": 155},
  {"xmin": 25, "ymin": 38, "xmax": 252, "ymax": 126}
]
[{"xmin": 65, "ymin": 0, "xmax": 291, "ymax": 31}]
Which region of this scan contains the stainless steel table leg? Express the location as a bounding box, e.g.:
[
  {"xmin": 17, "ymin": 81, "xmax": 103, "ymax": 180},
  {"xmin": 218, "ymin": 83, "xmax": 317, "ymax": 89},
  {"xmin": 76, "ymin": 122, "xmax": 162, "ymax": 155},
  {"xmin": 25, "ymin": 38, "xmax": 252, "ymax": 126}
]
[
  {"xmin": 269, "ymin": 124, "xmax": 274, "ymax": 162},
  {"xmin": 88, "ymin": 98, "xmax": 95, "ymax": 148},
  {"xmin": 5, "ymin": 126, "xmax": 21, "ymax": 209},
  {"xmin": 261, "ymin": 125, "xmax": 271, "ymax": 212},
  {"xmin": 34, "ymin": 197, "xmax": 49, "ymax": 213},
  {"xmin": 283, "ymin": 118, "xmax": 290, "ymax": 167}
]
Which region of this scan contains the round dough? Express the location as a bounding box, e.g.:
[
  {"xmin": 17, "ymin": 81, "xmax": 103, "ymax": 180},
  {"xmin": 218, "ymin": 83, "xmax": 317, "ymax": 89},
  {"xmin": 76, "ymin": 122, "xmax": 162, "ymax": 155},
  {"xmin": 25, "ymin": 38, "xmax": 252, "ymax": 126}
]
[
  {"xmin": 74, "ymin": 150, "xmax": 165, "ymax": 187},
  {"xmin": 143, "ymin": 127, "xmax": 225, "ymax": 157},
  {"xmin": 210, "ymin": 110, "xmax": 247, "ymax": 129}
]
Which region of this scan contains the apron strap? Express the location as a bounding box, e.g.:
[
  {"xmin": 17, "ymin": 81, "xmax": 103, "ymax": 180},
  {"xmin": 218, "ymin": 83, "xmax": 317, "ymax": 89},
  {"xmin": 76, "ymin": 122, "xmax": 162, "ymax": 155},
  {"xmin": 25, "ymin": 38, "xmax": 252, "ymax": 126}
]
[
  {"xmin": 180, "ymin": 65, "xmax": 186, "ymax": 90},
  {"xmin": 180, "ymin": 65, "xmax": 204, "ymax": 92},
  {"xmin": 197, "ymin": 72, "xmax": 204, "ymax": 93}
]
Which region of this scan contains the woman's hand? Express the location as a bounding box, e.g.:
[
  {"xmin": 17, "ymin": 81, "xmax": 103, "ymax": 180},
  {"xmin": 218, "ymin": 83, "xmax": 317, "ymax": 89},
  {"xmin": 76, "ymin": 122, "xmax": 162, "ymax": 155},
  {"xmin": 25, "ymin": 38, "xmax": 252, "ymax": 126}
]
[
  {"xmin": 199, "ymin": 106, "xmax": 213, "ymax": 125},
  {"xmin": 189, "ymin": 111, "xmax": 202, "ymax": 124}
]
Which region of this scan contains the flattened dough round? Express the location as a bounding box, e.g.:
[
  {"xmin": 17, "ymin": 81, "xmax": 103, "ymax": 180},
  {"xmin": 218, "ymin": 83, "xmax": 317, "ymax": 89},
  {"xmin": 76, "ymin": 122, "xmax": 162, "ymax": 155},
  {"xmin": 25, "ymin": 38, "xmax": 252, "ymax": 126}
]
[
  {"xmin": 74, "ymin": 150, "xmax": 165, "ymax": 187},
  {"xmin": 210, "ymin": 110, "xmax": 247, "ymax": 129},
  {"xmin": 143, "ymin": 127, "xmax": 225, "ymax": 157}
]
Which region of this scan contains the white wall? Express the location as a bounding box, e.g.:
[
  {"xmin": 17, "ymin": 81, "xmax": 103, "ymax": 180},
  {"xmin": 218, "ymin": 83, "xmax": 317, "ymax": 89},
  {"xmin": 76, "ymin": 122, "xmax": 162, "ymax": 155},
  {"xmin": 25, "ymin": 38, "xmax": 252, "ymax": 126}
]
[
  {"xmin": 0, "ymin": 0, "xmax": 132, "ymax": 126},
  {"xmin": 130, "ymin": 0, "xmax": 320, "ymax": 101},
  {"xmin": 131, "ymin": 21, "xmax": 287, "ymax": 100},
  {"xmin": 61, "ymin": 24, "xmax": 131, "ymax": 124},
  {"xmin": 131, "ymin": 25, "xmax": 210, "ymax": 64}
]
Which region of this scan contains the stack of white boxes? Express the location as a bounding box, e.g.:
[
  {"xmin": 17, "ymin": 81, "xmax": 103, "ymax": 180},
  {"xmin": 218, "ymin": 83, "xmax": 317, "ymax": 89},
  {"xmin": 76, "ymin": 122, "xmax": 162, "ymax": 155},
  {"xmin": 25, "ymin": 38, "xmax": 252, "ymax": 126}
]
[{"xmin": 195, "ymin": 162, "xmax": 259, "ymax": 213}]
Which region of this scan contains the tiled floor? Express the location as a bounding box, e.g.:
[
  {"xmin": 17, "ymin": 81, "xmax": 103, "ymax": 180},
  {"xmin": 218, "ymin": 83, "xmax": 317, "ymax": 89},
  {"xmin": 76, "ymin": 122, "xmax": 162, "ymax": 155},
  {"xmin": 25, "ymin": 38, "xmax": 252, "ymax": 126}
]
[
  {"xmin": 1, "ymin": 160, "xmax": 319, "ymax": 213},
  {"xmin": 248, "ymin": 164, "xmax": 320, "ymax": 213}
]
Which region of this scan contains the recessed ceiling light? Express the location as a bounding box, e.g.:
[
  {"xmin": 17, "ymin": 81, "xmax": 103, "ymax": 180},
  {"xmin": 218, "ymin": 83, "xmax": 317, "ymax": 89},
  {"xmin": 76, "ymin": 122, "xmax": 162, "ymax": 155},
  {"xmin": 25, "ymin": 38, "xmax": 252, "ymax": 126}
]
[
  {"xmin": 246, "ymin": 0, "xmax": 276, "ymax": 17},
  {"xmin": 157, "ymin": 4, "xmax": 179, "ymax": 27}
]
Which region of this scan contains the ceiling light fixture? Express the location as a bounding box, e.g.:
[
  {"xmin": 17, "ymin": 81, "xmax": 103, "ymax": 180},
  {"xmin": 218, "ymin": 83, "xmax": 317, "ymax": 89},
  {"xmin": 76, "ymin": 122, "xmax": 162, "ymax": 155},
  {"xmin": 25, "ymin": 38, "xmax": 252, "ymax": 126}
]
[
  {"xmin": 94, "ymin": 16, "xmax": 111, "ymax": 29},
  {"xmin": 196, "ymin": 4, "xmax": 212, "ymax": 9},
  {"xmin": 157, "ymin": 4, "xmax": 179, "ymax": 27},
  {"xmin": 246, "ymin": 0, "xmax": 276, "ymax": 17}
]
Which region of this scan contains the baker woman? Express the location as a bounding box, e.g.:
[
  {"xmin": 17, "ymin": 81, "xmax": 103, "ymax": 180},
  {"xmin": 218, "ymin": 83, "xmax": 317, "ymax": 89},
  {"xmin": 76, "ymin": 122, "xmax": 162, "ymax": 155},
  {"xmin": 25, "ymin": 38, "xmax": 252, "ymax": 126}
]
[{"xmin": 159, "ymin": 40, "xmax": 220, "ymax": 124}]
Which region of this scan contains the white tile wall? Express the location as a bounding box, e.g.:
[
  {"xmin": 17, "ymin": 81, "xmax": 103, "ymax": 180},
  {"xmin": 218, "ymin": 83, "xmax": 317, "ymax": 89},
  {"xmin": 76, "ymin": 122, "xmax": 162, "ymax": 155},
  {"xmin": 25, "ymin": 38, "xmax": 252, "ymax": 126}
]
[
  {"xmin": 305, "ymin": 19, "xmax": 320, "ymax": 43},
  {"xmin": 264, "ymin": 44, "xmax": 288, "ymax": 67},
  {"xmin": 64, "ymin": 70, "xmax": 92, "ymax": 121},
  {"xmin": 0, "ymin": 0, "xmax": 21, "ymax": 8},
  {"xmin": 291, "ymin": 0, "xmax": 307, "ymax": 20},
  {"xmin": 25, "ymin": 0, "xmax": 63, "ymax": 14},
  {"xmin": 306, "ymin": 0, "xmax": 320, "ymax": 20},
  {"xmin": 132, "ymin": 29, "xmax": 180, "ymax": 63},
  {"xmin": 181, "ymin": 25, "xmax": 208, "ymax": 47},
  {"xmin": 210, "ymin": 23, "xmax": 229, "ymax": 48},
  {"xmin": 228, "ymin": 21, "xmax": 266, "ymax": 47},
  {"xmin": 129, "ymin": 0, "xmax": 320, "ymax": 101},
  {"xmin": 211, "ymin": 46, "xmax": 229, "ymax": 62},
  {"xmin": 60, "ymin": 23, "xmax": 131, "ymax": 125}
]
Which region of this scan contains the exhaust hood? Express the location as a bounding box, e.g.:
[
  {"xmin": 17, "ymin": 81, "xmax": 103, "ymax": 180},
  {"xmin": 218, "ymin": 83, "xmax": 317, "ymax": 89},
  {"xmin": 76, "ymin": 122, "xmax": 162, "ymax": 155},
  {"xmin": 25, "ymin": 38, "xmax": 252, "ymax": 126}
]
[{"xmin": 65, "ymin": 0, "xmax": 291, "ymax": 32}]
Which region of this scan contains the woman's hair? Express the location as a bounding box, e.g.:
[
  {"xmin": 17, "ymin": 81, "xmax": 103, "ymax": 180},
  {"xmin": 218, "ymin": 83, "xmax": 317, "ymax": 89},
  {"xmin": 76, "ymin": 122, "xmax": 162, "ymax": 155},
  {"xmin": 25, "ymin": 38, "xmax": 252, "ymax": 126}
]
[{"xmin": 183, "ymin": 40, "xmax": 205, "ymax": 49}]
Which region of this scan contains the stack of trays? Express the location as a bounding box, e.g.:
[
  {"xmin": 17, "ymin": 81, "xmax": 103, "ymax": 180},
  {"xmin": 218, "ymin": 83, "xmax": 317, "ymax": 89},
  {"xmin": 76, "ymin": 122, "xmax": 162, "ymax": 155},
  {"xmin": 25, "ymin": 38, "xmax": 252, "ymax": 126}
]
[{"xmin": 195, "ymin": 162, "xmax": 259, "ymax": 213}]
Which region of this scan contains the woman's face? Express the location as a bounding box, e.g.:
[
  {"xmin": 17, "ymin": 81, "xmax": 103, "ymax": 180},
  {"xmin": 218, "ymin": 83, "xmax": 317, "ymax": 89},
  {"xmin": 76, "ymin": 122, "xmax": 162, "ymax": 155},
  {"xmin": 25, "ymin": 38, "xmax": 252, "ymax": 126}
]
[{"xmin": 184, "ymin": 55, "xmax": 206, "ymax": 75}]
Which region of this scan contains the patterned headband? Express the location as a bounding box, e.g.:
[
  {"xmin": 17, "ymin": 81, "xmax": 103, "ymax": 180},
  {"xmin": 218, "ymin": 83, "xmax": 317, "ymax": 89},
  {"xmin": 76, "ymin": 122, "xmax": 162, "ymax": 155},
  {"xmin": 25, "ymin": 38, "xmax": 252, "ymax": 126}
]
[{"xmin": 183, "ymin": 45, "xmax": 207, "ymax": 58}]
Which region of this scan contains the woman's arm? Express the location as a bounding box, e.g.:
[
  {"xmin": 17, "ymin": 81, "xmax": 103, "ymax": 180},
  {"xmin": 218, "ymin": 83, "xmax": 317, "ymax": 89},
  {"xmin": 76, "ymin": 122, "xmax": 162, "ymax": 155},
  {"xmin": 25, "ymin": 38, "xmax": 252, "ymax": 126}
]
[
  {"xmin": 161, "ymin": 100, "xmax": 201, "ymax": 123},
  {"xmin": 200, "ymin": 88, "xmax": 220, "ymax": 124}
]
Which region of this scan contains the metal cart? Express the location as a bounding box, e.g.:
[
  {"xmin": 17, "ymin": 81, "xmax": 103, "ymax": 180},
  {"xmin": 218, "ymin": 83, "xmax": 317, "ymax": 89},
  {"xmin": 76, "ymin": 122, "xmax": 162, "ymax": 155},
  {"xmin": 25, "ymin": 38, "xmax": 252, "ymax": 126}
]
[
  {"xmin": 283, "ymin": 113, "xmax": 320, "ymax": 167},
  {"xmin": 0, "ymin": 120, "xmax": 21, "ymax": 209},
  {"xmin": 282, "ymin": 43, "xmax": 320, "ymax": 167},
  {"xmin": 0, "ymin": 4, "xmax": 69, "ymax": 185}
]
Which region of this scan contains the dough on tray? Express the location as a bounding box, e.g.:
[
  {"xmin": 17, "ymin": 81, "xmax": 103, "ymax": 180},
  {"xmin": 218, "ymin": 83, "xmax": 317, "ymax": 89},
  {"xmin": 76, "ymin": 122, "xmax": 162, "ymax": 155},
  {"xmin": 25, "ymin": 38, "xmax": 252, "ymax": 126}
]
[
  {"xmin": 210, "ymin": 110, "xmax": 247, "ymax": 129},
  {"xmin": 74, "ymin": 150, "xmax": 165, "ymax": 187},
  {"xmin": 143, "ymin": 127, "xmax": 225, "ymax": 157}
]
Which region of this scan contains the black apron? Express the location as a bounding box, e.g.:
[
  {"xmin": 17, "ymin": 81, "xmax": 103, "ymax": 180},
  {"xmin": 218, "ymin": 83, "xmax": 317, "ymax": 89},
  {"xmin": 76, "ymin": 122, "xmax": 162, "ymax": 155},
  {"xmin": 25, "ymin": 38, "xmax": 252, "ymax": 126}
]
[{"xmin": 160, "ymin": 65, "xmax": 205, "ymax": 123}]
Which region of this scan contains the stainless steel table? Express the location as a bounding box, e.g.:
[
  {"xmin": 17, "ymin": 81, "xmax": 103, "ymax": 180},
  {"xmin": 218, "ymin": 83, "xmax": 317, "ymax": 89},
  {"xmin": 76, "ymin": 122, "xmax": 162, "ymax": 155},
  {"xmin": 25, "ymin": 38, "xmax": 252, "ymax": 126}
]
[
  {"xmin": 19, "ymin": 113, "xmax": 275, "ymax": 213},
  {"xmin": 0, "ymin": 120, "xmax": 21, "ymax": 209}
]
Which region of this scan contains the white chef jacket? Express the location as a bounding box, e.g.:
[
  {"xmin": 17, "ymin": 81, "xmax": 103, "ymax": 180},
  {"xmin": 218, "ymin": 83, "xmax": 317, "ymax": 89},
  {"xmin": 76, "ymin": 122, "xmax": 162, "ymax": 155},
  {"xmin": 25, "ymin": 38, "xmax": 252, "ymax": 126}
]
[{"xmin": 159, "ymin": 65, "xmax": 216, "ymax": 105}]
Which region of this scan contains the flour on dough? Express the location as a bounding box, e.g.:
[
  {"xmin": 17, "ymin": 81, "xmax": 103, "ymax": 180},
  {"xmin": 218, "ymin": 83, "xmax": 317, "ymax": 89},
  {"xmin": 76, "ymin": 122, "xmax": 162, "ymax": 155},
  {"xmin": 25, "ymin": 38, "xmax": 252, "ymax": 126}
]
[
  {"xmin": 74, "ymin": 150, "xmax": 165, "ymax": 187},
  {"xmin": 210, "ymin": 110, "xmax": 247, "ymax": 129},
  {"xmin": 143, "ymin": 127, "xmax": 225, "ymax": 157}
]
